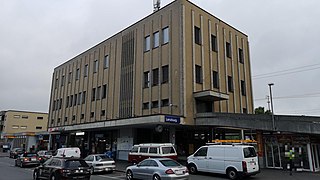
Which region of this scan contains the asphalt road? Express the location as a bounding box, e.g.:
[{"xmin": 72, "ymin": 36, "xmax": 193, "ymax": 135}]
[{"xmin": 1, "ymin": 156, "xmax": 320, "ymax": 180}]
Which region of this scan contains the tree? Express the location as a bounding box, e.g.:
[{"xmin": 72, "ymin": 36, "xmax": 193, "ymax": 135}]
[{"xmin": 254, "ymin": 106, "xmax": 272, "ymax": 115}]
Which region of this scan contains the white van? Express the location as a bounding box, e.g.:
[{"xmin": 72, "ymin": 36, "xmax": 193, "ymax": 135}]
[
  {"xmin": 53, "ymin": 147, "xmax": 81, "ymax": 158},
  {"xmin": 187, "ymin": 144, "xmax": 259, "ymax": 179}
]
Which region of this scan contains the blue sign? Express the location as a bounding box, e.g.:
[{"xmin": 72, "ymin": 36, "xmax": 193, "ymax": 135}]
[{"xmin": 165, "ymin": 116, "xmax": 181, "ymax": 124}]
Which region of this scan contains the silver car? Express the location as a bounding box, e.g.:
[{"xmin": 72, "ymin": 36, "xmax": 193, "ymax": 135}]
[
  {"xmin": 84, "ymin": 154, "xmax": 116, "ymax": 174},
  {"xmin": 126, "ymin": 158, "xmax": 189, "ymax": 180}
]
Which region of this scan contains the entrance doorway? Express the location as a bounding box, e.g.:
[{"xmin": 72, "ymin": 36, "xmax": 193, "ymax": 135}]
[
  {"xmin": 265, "ymin": 143, "xmax": 282, "ymax": 169},
  {"xmin": 311, "ymin": 144, "xmax": 320, "ymax": 172}
]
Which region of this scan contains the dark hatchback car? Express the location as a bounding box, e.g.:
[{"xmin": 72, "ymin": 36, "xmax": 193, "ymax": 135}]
[
  {"xmin": 15, "ymin": 152, "xmax": 40, "ymax": 167},
  {"xmin": 33, "ymin": 157, "xmax": 91, "ymax": 180}
]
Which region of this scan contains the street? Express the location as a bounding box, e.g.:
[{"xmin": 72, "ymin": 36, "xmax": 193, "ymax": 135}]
[{"xmin": 1, "ymin": 156, "xmax": 320, "ymax": 180}]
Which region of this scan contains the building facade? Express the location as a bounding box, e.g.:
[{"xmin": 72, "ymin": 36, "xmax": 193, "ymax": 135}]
[
  {"xmin": 0, "ymin": 110, "xmax": 48, "ymax": 151},
  {"xmin": 48, "ymin": 0, "xmax": 253, "ymax": 159}
]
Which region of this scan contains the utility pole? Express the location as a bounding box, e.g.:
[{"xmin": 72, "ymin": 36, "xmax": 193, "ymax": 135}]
[
  {"xmin": 268, "ymin": 83, "xmax": 275, "ymax": 131},
  {"xmin": 266, "ymin": 95, "xmax": 271, "ymax": 112}
]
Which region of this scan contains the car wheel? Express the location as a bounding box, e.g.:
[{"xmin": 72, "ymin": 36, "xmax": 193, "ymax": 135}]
[
  {"xmin": 33, "ymin": 171, "xmax": 39, "ymax": 180},
  {"xmin": 188, "ymin": 164, "xmax": 198, "ymax": 174},
  {"xmin": 126, "ymin": 170, "xmax": 133, "ymax": 180},
  {"xmin": 153, "ymin": 174, "xmax": 161, "ymax": 180},
  {"xmin": 227, "ymin": 168, "xmax": 238, "ymax": 180}
]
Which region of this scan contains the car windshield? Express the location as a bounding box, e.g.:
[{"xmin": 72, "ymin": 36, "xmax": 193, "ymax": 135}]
[
  {"xmin": 159, "ymin": 159, "xmax": 181, "ymax": 167},
  {"xmin": 161, "ymin": 147, "xmax": 175, "ymax": 154},
  {"xmin": 96, "ymin": 155, "xmax": 112, "ymax": 161},
  {"xmin": 45, "ymin": 151, "xmax": 52, "ymax": 155},
  {"xmin": 25, "ymin": 153, "xmax": 37, "ymax": 157},
  {"xmin": 243, "ymin": 147, "xmax": 257, "ymax": 158},
  {"xmin": 65, "ymin": 160, "xmax": 89, "ymax": 168}
]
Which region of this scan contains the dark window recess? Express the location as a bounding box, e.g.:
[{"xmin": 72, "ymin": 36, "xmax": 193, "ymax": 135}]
[
  {"xmin": 213, "ymin": 71, "xmax": 219, "ymax": 88},
  {"xmin": 64, "ymin": 117, "xmax": 68, "ymax": 122},
  {"xmin": 81, "ymin": 114, "xmax": 84, "ymax": 119},
  {"xmin": 243, "ymin": 108, "xmax": 248, "ymax": 114},
  {"xmin": 226, "ymin": 42, "xmax": 232, "ymax": 58},
  {"xmin": 102, "ymin": 85, "xmax": 107, "ymax": 99},
  {"xmin": 194, "ymin": 26, "xmax": 201, "ymax": 45},
  {"xmin": 161, "ymin": 99, "xmax": 169, "ymax": 107},
  {"xmin": 241, "ymin": 80, "xmax": 246, "ymax": 96},
  {"xmin": 152, "ymin": 68, "xmax": 159, "ymax": 86},
  {"xmin": 143, "ymin": 102, "xmax": 150, "ymax": 110},
  {"xmin": 90, "ymin": 112, "xmax": 94, "ymax": 118},
  {"xmin": 161, "ymin": 65, "xmax": 169, "ymax": 83},
  {"xmin": 152, "ymin": 101, "xmax": 159, "ymax": 108},
  {"xmin": 74, "ymin": 94, "xmax": 77, "ymax": 106},
  {"xmin": 36, "ymin": 126, "xmax": 42, "ymax": 130},
  {"xmin": 228, "ymin": 76, "xmax": 234, "ymax": 92},
  {"xmin": 70, "ymin": 95, "xmax": 73, "ymax": 107},
  {"xmin": 101, "ymin": 110, "xmax": 106, "ymax": 116},
  {"xmin": 96, "ymin": 86, "xmax": 101, "ymax": 100},
  {"xmin": 72, "ymin": 115, "xmax": 76, "ymax": 121},
  {"xmin": 92, "ymin": 88, "xmax": 96, "ymax": 101},
  {"xmin": 37, "ymin": 116, "xmax": 44, "ymax": 120},
  {"xmin": 195, "ymin": 65, "xmax": 202, "ymax": 84},
  {"xmin": 196, "ymin": 100, "xmax": 213, "ymax": 113},
  {"xmin": 57, "ymin": 118, "xmax": 61, "ymax": 124},
  {"xmin": 82, "ymin": 91, "xmax": 86, "ymax": 104},
  {"xmin": 239, "ymin": 48, "xmax": 244, "ymax": 63},
  {"xmin": 144, "ymin": 71, "xmax": 150, "ymax": 88},
  {"xmin": 211, "ymin": 35, "xmax": 218, "ymax": 52}
]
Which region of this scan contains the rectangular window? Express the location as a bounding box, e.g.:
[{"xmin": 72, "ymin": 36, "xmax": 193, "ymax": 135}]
[
  {"xmin": 211, "ymin": 34, "xmax": 218, "ymax": 52},
  {"xmin": 92, "ymin": 88, "xmax": 96, "ymax": 101},
  {"xmin": 195, "ymin": 65, "xmax": 202, "ymax": 84},
  {"xmin": 20, "ymin": 126, "xmax": 27, "ymax": 129},
  {"xmin": 72, "ymin": 115, "xmax": 76, "ymax": 121},
  {"xmin": 144, "ymin": 71, "xmax": 150, "ymax": 88},
  {"xmin": 153, "ymin": 31, "xmax": 159, "ymax": 48},
  {"xmin": 84, "ymin": 64, "xmax": 88, "ymax": 77},
  {"xmin": 64, "ymin": 117, "xmax": 68, "ymax": 122},
  {"xmin": 161, "ymin": 99, "xmax": 169, "ymax": 107},
  {"xmin": 143, "ymin": 102, "xmax": 149, "ymax": 110},
  {"xmin": 74, "ymin": 94, "xmax": 77, "ymax": 106},
  {"xmin": 241, "ymin": 80, "xmax": 246, "ymax": 96},
  {"xmin": 82, "ymin": 91, "xmax": 86, "ymax": 104},
  {"xmin": 161, "ymin": 65, "xmax": 169, "ymax": 83},
  {"xmin": 78, "ymin": 93, "xmax": 81, "ymax": 105},
  {"xmin": 93, "ymin": 60, "xmax": 98, "ymax": 73},
  {"xmin": 76, "ymin": 68, "xmax": 80, "ymax": 80},
  {"xmin": 52, "ymin": 100, "xmax": 55, "ymax": 111},
  {"xmin": 12, "ymin": 125, "xmax": 19, "ymax": 129},
  {"xmin": 226, "ymin": 42, "xmax": 232, "ymax": 58},
  {"xmin": 144, "ymin": 35, "xmax": 150, "ymax": 51},
  {"xmin": 152, "ymin": 68, "xmax": 159, "ymax": 86},
  {"xmin": 81, "ymin": 114, "xmax": 84, "ymax": 119},
  {"xmin": 243, "ymin": 108, "xmax": 247, "ymax": 114},
  {"xmin": 162, "ymin": 27, "xmax": 169, "ymax": 44},
  {"xmin": 22, "ymin": 115, "xmax": 28, "ymax": 119},
  {"xmin": 66, "ymin": 96, "xmax": 69, "ymax": 108},
  {"xmin": 70, "ymin": 95, "xmax": 73, "ymax": 107},
  {"xmin": 37, "ymin": 116, "xmax": 44, "ymax": 120},
  {"xmin": 61, "ymin": 75, "xmax": 65, "ymax": 86},
  {"xmin": 68, "ymin": 72, "xmax": 72, "ymax": 83},
  {"xmin": 90, "ymin": 112, "xmax": 94, "ymax": 118},
  {"xmin": 102, "ymin": 85, "xmax": 107, "ymax": 99},
  {"xmin": 152, "ymin": 101, "xmax": 159, "ymax": 108},
  {"xmin": 36, "ymin": 126, "xmax": 42, "ymax": 130},
  {"xmin": 57, "ymin": 118, "xmax": 61, "ymax": 124},
  {"xmin": 55, "ymin": 78, "xmax": 59, "ymax": 89},
  {"xmin": 228, "ymin": 76, "xmax": 234, "ymax": 92},
  {"xmin": 104, "ymin": 55, "xmax": 109, "ymax": 69},
  {"xmin": 101, "ymin": 110, "xmax": 106, "ymax": 116},
  {"xmin": 213, "ymin": 71, "xmax": 219, "ymax": 88},
  {"xmin": 194, "ymin": 26, "xmax": 201, "ymax": 45},
  {"xmin": 97, "ymin": 86, "xmax": 101, "ymax": 100},
  {"xmin": 239, "ymin": 48, "xmax": 244, "ymax": 63}
]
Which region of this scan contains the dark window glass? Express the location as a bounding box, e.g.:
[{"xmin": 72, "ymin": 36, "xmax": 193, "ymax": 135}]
[
  {"xmin": 243, "ymin": 147, "xmax": 257, "ymax": 158},
  {"xmin": 82, "ymin": 91, "xmax": 86, "ymax": 104},
  {"xmin": 228, "ymin": 76, "xmax": 234, "ymax": 92},
  {"xmin": 152, "ymin": 68, "xmax": 159, "ymax": 86},
  {"xmin": 161, "ymin": 99, "xmax": 169, "ymax": 107},
  {"xmin": 149, "ymin": 147, "xmax": 158, "ymax": 154},
  {"xmin": 130, "ymin": 146, "xmax": 139, "ymax": 153},
  {"xmin": 194, "ymin": 147, "xmax": 208, "ymax": 157},
  {"xmin": 152, "ymin": 101, "xmax": 159, "ymax": 108},
  {"xmin": 74, "ymin": 94, "xmax": 77, "ymax": 106},
  {"xmin": 194, "ymin": 26, "xmax": 201, "ymax": 45},
  {"xmin": 161, "ymin": 65, "xmax": 168, "ymax": 83},
  {"xmin": 213, "ymin": 71, "xmax": 219, "ymax": 88},
  {"xmin": 140, "ymin": 147, "xmax": 148, "ymax": 153},
  {"xmin": 144, "ymin": 71, "xmax": 150, "ymax": 88},
  {"xmin": 160, "ymin": 159, "xmax": 181, "ymax": 167},
  {"xmin": 241, "ymin": 80, "xmax": 246, "ymax": 96},
  {"xmin": 143, "ymin": 102, "xmax": 149, "ymax": 110},
  {"xmin": 239, "ymin": 48, "xmax": 244, "ymax": 63},
  {"xmin": 92, "ymin": 88, "xmax": 96, "ymax": 101},
  {"xmin": 195, "ymin": 65, "xmax": 202, "ymax": 84},
  {"xmin": 226, "ymin": 42, "xmax": 232, "ymax": 58},
  {"xmin": 162, "ymin": 147, "xmax": 175, "ymax": 154},
  {"xmin": 65, "ymin": 160, "xmax": 89, "ymax": 168},
  {"xmin": 102, "ymin": 85, "xmax": 107, "ymax": 99},
  {"xmin": 211, "ymin": 35, "xmax": 218, "ymax": 52}
]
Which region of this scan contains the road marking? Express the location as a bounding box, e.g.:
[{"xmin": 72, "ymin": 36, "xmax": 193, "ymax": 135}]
[{"xmin": 97, "ymin": 174, "xmax": 125, "ymax": 179}]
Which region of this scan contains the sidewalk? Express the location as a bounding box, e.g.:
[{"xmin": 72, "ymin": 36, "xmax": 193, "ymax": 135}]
[
  {"xmin": 0, "ymin": 151, "xmax": 9, "ymax": 157},
  {"xmin": 115, "ymin": 160, "xmax": 131, "ymax": 172}
]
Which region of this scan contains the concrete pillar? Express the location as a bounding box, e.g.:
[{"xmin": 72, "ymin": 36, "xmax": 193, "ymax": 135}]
[{"xmin": 256, "ymin": 130, "xmax": 265, "ymax": 168}]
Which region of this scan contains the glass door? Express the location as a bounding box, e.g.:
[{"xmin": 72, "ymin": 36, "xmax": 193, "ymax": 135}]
[
  {"xmin": 265, "ymin": 143, "xmax": 282, "ymax": 168},
  {"xmin": 312, "ymin": 144, "xmax": 320, "ymax": 171}
]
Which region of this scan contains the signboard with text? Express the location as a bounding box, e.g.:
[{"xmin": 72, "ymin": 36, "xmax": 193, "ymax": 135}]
[{"xmin": 165, "ymin": 116, "xmax": 180, "ymax": 124}]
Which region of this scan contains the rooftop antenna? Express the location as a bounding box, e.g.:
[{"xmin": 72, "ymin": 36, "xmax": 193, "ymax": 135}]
[{"xmin": 153, "ymin": 0, "xmax": 161, "ymax": 12}]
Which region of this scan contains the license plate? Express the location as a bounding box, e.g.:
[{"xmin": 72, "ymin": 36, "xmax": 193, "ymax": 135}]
[
  {"xmin": 31, "ymin": 158, "xmax": 36, "ymax": 161},
  {"xmin": 175, "ymin": 170, "xmax": 184, "ymax": 175}
]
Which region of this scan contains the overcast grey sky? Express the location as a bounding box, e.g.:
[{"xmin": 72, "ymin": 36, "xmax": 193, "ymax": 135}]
[{"xmin": 1, "ymin": 0, "xmax": 320, "ymax": 116}]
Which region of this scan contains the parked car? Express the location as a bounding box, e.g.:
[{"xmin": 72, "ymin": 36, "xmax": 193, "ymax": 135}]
[
  {"xmin": 15, "ymin": 152, "xmax": 40, "ymax": 168},
  {"xmin": 187, "ymin": 144, "xmax": 260, "ymax": 179},
  {"xmin": 9, "ymin": 148, "xmax": 24, "ymax": 158},
  {"xmin": 2, "ymin": 144, "xmax": 10, "ymax": 152},
  {"xmin": 53, "ymin": 147, "xmax": 81, "ymax": 158},
  {"xmin": 128, "ymin": 143, "xmax": 177, "ymax": 164},
  {"xmin": 126, "ymin": 158, "xmax": 189, "ymax": 180},
  {"xmin": 84, "ymin": 154, "xmax": 116, "ymax": 174},
  {"xmin": 33, "ymin": 157, "xmax": 91, "ymax": 180},
  {"xmin": 37, "ymin": 150, "xmax": 53, "ymax": 163}
]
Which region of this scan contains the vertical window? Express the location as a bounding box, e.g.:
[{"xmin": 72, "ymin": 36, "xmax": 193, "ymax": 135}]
[
  {"xmin": 213, "ymin": 71, "xmax": 219, "ymax": 88},
  {"xmin": 104, "ymin": 55, "xmax": 109, "ymax": 69},
  {"xmin": 194, "ymin": 26, "xmax": 201, "ymax": 45},
  {"xmin": 59, "ymin": 98, "xmax": 62, "ymax": 109},
  {"xmin": 84, "ymin": 64, "xmax": 88, "ymax": 77},
  {"xmin": 143, "ymin": 102, "xmax": 150, "ymax": 110},
  {"xmin": 144, "ymin": 71, "xmax": 150, "ymax": 88},
  {"xmin": 226, "ymin": 42, "xmax": 232, "ymax": 58},
  {"xmin": 211, "ymin": 34, "xmax": 218, "ymax": 52},
  {"xmin": 78, "ymin": 93, "xmax": 81, "ymax": 105},
  {"xmin": 82, "ymin": 91, "xmax": 86, "ymax": 104},
  {"xmin": 73, "ymin": 94, "xmax": 77, "ymax": 106},
  {"xmin": 162, "ymin": 27, "xmax": 169, "ymax": 44},
  {"xmin": 64, "ymin": 117, "xmax": 68, "ymax": 122},
  {"xmin": 241, "ymin": 80, "xmax": 246, "ymax": 96},
  {"xmin": 52, "ymin": 100, "xmax": 55, "ymax": 111},
  {"xmin": 228, "ymin": 76, "xmax": 234, "ymax": 92},
  {"xmin": 243, "ymin": 108, "xmax": 248, "ymax": 114},
  {"xmin": 66, "ymin": 96, "xmax": 69, "ymax": 108},
  {"xmin": 61, "ymin": 76, "xmax": 65, "ymax": 86},
  {"xmin": 195, "ymin": 65, "xmax": 202, "ymax": 84},
  {"xmin": 68, "ymin": 72, "xmax": 72, "ymax": 83},
  {"xmin": 101, "ymin": 110, "xmax": 106, "ymax": 116},
  {"xmin": 102, "ymin": 85, "xmax": 107, "ymax": 99},
  {"xmin": 239, "ymin": 48, "xmax": 244, "ymax": 63},
  {"xmin": 70, "ymin": 95, "xmax": 73, "ymax": 107},
  {"xmin": 152, "ymin": 68, "xmax": 159, "ymax": 86},
  {"xmin": 153, "ymin": 31, "xmax": 159, "ymax": 48},
  {"xmin": 161, "ymin": 65, "xmax": 169, "ymax": 83},
  {"xmin": 161, "ymin": 99, "xmax": 169, "ymax": 107},
  {"xmin": 152, "ymin": 101, "xmax": 159, "ymax": 108},
  {"xmin": 97, "ymin": 86, "xmax": 101, "ymax": 100},
  {"xmin": 92, "ymin": 88, "xmax": 96, "ymax": 101},
  {"xmin": 93, "ymin": 60, "xmax": 98, "ymax": 73},
  {"xmin": 90, "ymin": 112, "xmax": 94, "ymax": 118},
  {"xmin": 55, "ymin": 78, "xmax": 59, "ymax": 89},
  {"xmin": 76, "ymin": 68, "xmax": 80, "ymax": 80},
  {"xmin": 144, "ymin": 36, "xmax": 150, "ymax": 51}
]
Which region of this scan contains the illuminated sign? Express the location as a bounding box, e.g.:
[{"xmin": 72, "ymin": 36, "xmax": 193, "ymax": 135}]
[{"xmin": 165, "ymin": 116, "xmax": 180, "ymax": 124}]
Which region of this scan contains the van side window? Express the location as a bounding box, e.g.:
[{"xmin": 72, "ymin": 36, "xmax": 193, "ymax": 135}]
[
  {"xmin": 140, "ymin": 147, "xmax": 148, "ymax": 153},
  {"xmin": 194, "ymin": 147, "xmax": 208, "ymax": 157},
  {"xmin": 149, "ymin": 147, "xmax": 158, "ymax": 154},
  {"xmin": 243, "ymin": 147, "xmax": 257, "ymax": 158},
  {"xmin": 162, "ymin": 147, "xmax": 175, "ymax": 154},
  {"xmin": 131, "ymin": 146, "xmax": 139, "ymax": 153}
]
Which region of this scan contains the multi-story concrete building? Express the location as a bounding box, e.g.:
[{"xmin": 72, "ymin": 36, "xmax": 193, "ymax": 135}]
[
  {"xmin": 48, "ymin": 0, "xmax": 253, "ymax": 159},
  {"xmin": 0, "ymin": 110, "xmax": 48, "ymax": 151}
]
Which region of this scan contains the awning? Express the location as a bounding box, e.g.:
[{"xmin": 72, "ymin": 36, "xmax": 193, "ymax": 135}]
[{"xmin": 194, "ymin": 90, "xmax": 229, "ymax": 101}]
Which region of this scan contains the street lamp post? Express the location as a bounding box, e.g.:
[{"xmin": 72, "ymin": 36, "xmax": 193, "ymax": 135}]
[{"xmin": 268, "ymin": 83, "xmax": 275, "ymax": 131}]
